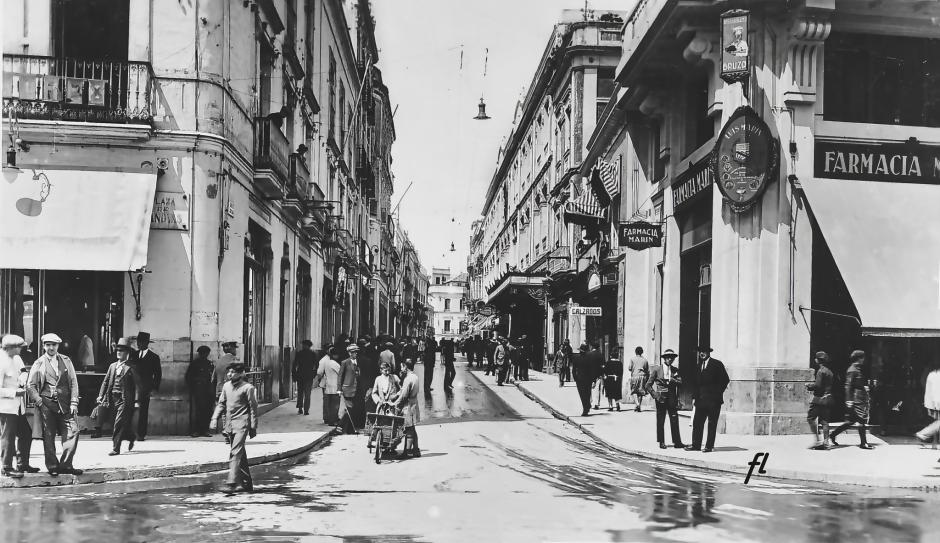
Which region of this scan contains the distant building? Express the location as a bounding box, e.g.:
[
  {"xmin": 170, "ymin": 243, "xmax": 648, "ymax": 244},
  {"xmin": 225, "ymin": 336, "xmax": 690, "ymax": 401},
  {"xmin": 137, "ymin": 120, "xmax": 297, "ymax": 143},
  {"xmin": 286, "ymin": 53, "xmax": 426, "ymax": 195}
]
[{"xmin": 429, "ymin": 268, "xmax": 469, "ymax": 343}]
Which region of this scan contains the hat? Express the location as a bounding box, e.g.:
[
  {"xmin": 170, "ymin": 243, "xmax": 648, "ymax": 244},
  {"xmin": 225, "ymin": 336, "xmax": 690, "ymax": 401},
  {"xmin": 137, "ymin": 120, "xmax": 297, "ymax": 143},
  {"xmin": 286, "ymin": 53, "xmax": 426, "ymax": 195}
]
[
  {"xmin": 814, "ymin": 351, "xmax": 830, "ymax": 363},
  {"xmin": 661, "ymin": 348, "xmax": 678, "ymax": 358},
  {"xmin": 115, "ymin": 337, "xmax": 134, "ymax": 351},
  {"xmin": 1, "ymin": 334, "xmax": 26, "ymax": 348},
  {"xmin": 347, "ymin": 344, "xmax": 360, "ymax": 353},
  {"xmin": 136, "ymin": 332, "xmax": 151, "ymax": 344},
  {"xmin": 385, "ymin": 341, "xmax": 394, "ymax": 347},
  {"xmin": 222, "ymin": 341, "xmax": 238, "ymax": 348},
  {"xmin": 196, "ymin": 345, "xmax": 212, "ymax": 354},
  {"xmin": 696, "ymin": 345, "xmax": 713, "ymax": 353},
  {"xmin": 40, "ymin": 333, "xmax": 63, "ymax": 344}
]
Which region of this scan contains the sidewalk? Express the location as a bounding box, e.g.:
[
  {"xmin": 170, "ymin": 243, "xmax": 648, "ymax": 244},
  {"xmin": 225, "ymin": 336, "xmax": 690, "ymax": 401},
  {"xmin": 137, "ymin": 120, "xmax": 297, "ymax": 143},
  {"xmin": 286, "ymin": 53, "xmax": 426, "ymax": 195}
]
[
  {"xmin": 474, "ymin": 368, "xmax": 940, "ymax": 489},
  {"xmin": 1, "ymin": 396, "xmax": 334, "ymax": 489}
]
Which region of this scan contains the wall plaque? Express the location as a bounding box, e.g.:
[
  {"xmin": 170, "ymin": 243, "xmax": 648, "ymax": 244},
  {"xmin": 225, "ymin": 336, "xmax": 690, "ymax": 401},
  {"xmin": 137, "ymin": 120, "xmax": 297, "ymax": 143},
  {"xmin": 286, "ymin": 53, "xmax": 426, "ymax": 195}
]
[
  {"xmin": 151, "ymin": 192, "xmax": 189, "ymax": 230},
  {"xmin": 711, "ymin": 106, "xmax": 779, "ymax": 213}
]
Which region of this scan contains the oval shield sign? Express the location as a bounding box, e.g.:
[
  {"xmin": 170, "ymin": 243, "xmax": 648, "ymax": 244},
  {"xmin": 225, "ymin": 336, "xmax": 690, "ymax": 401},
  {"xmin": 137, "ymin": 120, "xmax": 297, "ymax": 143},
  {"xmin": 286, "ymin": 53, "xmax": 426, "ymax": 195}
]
[{"xmin": 711, "ymin": 106, "xmax": 779, "ymax": 212}]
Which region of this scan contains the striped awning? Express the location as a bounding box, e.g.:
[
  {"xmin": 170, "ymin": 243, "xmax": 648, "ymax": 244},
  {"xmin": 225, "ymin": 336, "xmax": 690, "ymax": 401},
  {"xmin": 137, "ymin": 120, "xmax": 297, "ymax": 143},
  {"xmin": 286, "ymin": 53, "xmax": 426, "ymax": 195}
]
[
  {"xmin": 563, "ymin": 185, "xmax": 606, "ymax": 226},
  {"xmin": 590, "ymin": 157, "xmax": 621, "ymax": 206}
]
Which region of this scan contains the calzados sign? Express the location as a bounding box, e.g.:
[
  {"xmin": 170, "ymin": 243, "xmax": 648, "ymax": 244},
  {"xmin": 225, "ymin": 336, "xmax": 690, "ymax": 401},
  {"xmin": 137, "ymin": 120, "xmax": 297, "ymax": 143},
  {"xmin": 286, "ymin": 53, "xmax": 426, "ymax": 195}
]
[
  {"xmin": 618, "ymin": 221, "xmax": 662, "ymax": 250},
  {"xmin": 711, "ymin": 106, "xmax": 779, "ymax": 212},
  {"xmin": 814, "ymin": 139, "xmax": 940, "ymax": 184}
]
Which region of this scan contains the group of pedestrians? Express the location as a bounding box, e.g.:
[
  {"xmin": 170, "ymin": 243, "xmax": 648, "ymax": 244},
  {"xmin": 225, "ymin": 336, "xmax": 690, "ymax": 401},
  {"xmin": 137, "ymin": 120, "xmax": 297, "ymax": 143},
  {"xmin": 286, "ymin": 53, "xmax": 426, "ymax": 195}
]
[{"xmin": 479, "ymin": 335, "xmax": 533, "ymax": 385}]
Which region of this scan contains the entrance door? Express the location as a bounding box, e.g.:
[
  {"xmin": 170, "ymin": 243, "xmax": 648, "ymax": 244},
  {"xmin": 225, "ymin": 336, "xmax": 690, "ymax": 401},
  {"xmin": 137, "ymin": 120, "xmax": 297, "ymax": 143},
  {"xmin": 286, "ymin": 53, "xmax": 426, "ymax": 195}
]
[{"xmin": 278, "ymin": 265, "xmax": 290, "ymax": 400}]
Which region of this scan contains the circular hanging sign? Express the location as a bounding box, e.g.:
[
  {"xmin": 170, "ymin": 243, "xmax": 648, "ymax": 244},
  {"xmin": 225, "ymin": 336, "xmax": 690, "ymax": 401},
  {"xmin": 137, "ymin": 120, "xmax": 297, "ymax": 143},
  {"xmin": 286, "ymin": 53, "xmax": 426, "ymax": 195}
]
[{"xmin": 710, "ymin": 106, "xmax": 779, "ymax": 213}]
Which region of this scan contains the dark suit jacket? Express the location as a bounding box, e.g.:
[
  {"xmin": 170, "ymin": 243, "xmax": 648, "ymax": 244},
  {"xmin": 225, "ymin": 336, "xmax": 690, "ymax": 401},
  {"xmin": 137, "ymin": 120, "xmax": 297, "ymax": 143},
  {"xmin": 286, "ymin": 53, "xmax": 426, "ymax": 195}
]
[
  {"xmin": 574, "ymin": 350, "xmax": 604, "ymax": 382},
  {"xmin": 131, "ymin": 349, "xmax": 162, "ymax": 394},
  {"xmin": 98, "ymin": 361, "xmax": 138, "ymax": 406},
  {"xmin": 292, "ymin": 349, "xmax": 318, "ymax": 381},
  {"xmin": 693, "ymin": 357, "xmax": 730, "ymax": 408}
]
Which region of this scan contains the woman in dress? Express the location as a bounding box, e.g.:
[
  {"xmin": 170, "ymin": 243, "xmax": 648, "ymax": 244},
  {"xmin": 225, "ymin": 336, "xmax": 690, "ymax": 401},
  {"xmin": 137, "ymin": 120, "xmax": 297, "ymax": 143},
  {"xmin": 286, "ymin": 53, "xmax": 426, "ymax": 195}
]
[
  {"xmin": 370, "ymin": 361, "xmax": 400, "ymax": 414},
  {"xmin": 394, "ymin": 358, "xmax": 421, "ymax": 458},
  {"xmin": 628, "ymin": 346, "xmax": 650, "ymax": 412},
  {"xmin": 603, "ymin": 346, "xmax": 623, "ymax": 411},
  {"xmin": 830, "ymin": 350, "xmax": 874, "ymax": 449}
]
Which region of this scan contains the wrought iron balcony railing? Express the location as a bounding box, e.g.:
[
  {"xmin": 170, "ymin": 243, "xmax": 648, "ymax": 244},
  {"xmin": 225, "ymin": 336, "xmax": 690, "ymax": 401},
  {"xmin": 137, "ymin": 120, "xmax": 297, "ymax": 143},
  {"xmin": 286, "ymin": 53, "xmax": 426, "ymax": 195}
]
[
  {"xmin": 253, "ymin": 116, "xmax": 290, "ymax": 197},
  {"xmin": 2, "ymin": 54, "xmax": 152, "ymax": 123}
]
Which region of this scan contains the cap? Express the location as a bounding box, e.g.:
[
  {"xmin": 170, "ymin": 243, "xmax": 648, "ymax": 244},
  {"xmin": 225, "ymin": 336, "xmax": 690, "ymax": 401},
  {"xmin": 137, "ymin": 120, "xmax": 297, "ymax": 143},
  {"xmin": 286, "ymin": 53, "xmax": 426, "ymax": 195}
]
[
  {"xmin": 814, "ymin": 351, "xmax": 830, "ymax": 362},
  {"xmin": 347, "ymin": 344, "xmax": 360, "ymax": 353},
  {"xmin": 115, "ymin": 337, "xmax": 134, "ymax": 350},
  {"xmin": 1, "ymin": 334, "xmax": 27, "ymax": 348},
  {"xmin": 661, "ymin": 348, "xmax": 678, "ymax": 358},
  {"xmin": 40, "ymin": 333, "xmax": 63, "ymax": 344}
]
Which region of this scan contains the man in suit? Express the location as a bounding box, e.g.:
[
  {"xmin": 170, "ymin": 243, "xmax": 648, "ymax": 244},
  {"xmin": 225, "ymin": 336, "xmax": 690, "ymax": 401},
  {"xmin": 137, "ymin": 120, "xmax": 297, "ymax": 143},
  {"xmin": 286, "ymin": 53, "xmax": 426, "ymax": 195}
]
[
  {"xmin": 0, "ymin": 334, "xmax": 37, "ymax": 478},
  {"xmin": 686, "ymin": 345, "xmax": 730, "ymax": 452},
  {"xmin": 572, "ymin": 343, "xmax": 597, "ymax": 416},
  {"xmin": 97, "ymin": 337, "xmax": 139, "ymax": 455},
  {"xmin": 646, "ymin": 348, "xmax": 685, "ymax": 449},
  {"xmin": 211, "ymin": 363, "xmax": 258, "ymax": 493},
  {"xmin": 441, "ymin": 337, "xmax": 456, "ymax": 390},
  {"xmin": 130, "ymin": 332, "xmax": 161, "ymax": 441},
  {"xmin": 292, "ymin": 340, "xmax": 318, "ymax": 416},
  {"xmin": 26, "ymin": 333, "xmax": 83, "ymax": 476},
  {"xmin": 422, "ymin": 333, "xmax": 438, "ymax": 394},
  {"xmin": 338, "ymin": 344, "xmax": 361, "ymax": 434},
  {"xmin": 185, "ymin": 345, "xmax": 215, "ymax": 437}
]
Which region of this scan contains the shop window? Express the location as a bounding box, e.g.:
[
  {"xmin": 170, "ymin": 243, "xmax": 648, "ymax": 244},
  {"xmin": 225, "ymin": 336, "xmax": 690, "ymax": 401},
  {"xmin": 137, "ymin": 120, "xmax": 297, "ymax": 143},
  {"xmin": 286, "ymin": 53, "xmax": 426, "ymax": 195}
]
[
  {"xmin": 244, "ymin": 221, "xmax": 271, "ymax": 369},
  {"xmin": 3, "ymin": 270, "xmax": 40, "ymax": 364},
  {"xmin": 825, "ymin": 32, "xmax": 940, "ymax": 127}
]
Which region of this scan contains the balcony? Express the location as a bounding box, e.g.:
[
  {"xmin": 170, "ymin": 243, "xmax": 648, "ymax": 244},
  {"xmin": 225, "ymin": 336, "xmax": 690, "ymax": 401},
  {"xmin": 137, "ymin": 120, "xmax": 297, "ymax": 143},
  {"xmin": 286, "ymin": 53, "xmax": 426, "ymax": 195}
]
[
  {"xmin": 2, "ymin": 54, "xmax": 152, "ymax": 124},
  {"xmin": 356, "ymin": 147, "xmax": 376, "ymax": 199},
  {"xmin": 253, "ymin": 116, "xmax": 290, "ymax": 199},
  {"xmin": 283, "ymin": 153, "xmax": 310, "ymax": 215}
]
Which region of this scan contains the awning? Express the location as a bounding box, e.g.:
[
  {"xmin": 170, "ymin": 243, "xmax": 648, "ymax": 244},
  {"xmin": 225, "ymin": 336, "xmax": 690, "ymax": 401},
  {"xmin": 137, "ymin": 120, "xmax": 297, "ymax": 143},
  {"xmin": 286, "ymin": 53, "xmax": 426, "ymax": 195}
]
[
  {"xmin": 802, "ymin": 178, "xmax": 940, "ymax": 336},
  {"xmin": 563, "ymin": 186, "xmax": 606, "ymax": 227},
  {"xmin": 0, "ymin": 169, "xmax": 157, "ymax": 271},
  {"xmin": 589, "ymin": 157, "xmax": 621, "ymax": 207}
]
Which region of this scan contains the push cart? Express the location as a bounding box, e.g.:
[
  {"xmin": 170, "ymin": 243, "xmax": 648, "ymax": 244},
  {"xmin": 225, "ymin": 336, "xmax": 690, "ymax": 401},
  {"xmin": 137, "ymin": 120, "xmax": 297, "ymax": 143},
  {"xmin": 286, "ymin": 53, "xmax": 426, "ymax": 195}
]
[{"xmin": 366, "ymin": 406, "xmax": 405, "ymax": 464}]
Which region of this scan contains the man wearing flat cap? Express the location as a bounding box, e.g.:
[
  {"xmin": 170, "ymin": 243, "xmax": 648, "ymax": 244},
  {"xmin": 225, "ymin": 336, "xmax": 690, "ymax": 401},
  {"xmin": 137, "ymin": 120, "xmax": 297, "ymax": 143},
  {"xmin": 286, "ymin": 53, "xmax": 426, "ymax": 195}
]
[
  {"xmin": 806, "ymin": 351, "xmax": 835, "ymax": 450},
  {"xmin": 97, "ymin": 337, "xmax": 139, "ymax": 455},
  {"xmin": 686, "ymin": 345, "xmax": 729, "ymax": 453},
  {"xmin": 1, "ymin": 335, "xmax": 38, "ymax": 478},
  {"xmin": 338, "ymin": 344, "xmax": 361, "ymax": 434},
  {"xmin": 26, "ymin": 333, "xmax": 83, "ymax": 476},
  {"xmin": 129, "ymin": 332, "xmax": 161, "ymax": 441}
]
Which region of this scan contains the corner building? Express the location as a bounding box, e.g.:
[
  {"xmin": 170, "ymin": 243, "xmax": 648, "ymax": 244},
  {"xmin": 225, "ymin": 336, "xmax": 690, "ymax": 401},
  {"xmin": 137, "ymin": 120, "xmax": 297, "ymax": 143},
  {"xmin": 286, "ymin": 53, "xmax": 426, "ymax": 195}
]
[{"xmin": 589, "ymin": 0, "xmax": 940, "ymax": 434}]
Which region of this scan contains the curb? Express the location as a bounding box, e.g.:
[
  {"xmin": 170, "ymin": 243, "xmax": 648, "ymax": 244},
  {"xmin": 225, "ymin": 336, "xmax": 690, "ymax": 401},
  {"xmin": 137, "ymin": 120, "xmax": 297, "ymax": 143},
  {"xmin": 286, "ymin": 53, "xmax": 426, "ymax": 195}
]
[
  {"xmin": 0, "ymin": 430, "xmax": 334, "ymax": 489},
  {"xmin": 508, "ymin": 380, "xmax": 940, "ymax": 490}
]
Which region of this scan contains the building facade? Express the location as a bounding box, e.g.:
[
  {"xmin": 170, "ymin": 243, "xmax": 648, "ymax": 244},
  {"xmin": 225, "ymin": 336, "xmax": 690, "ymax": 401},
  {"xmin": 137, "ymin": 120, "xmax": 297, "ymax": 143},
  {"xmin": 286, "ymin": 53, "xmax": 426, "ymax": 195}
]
[
  {"xmin": 0, "ymin": 0, "xmax": 404, "ymax": 434},
  {"xmin": 579, "ymin": 0, "xmax": 940, "ymax": 435},
  {"xmin": 467, "ymin": 9, "xmax": 625, "ymax": 366},
  {"xmin": 429, "ymin": 268, "xmax": 469, "ymax": 343}
]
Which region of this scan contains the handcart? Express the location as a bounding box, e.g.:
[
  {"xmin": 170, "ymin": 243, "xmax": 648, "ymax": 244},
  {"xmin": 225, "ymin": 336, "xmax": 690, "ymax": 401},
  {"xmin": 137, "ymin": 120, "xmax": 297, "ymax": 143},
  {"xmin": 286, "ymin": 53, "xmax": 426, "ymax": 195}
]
[{"xmin": 366, "ymin": 405, "xmax": 405, "ymax": 464}]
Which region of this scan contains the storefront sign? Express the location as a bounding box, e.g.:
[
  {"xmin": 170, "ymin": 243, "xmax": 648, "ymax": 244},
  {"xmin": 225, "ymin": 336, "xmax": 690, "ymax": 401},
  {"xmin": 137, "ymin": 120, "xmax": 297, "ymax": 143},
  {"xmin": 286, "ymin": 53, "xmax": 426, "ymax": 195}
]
[
  {"xmin": 570, "ymin": 306, "xmax": 602, "ymax": 316},
  {"xmin": 672, "ymin": 158, "xmax": 713, "ymax": 211},
  {"xmin": 618, "ymin": 221, "xmax": 662, "ymax": 250},
  {"xmin": 720, "ymin": 10, "xmax": 750, "ymax": 83},
  {"xmin": 335, "ymin": 265, "xmax": 348, "ymax": 305},
  {"xmin": 151, "ymin": 192, "xmax": 189, "ymax": 230},
  {"xmin": 814, "ymin": 139, "xmax": 940, "ymax": 184},
  {"xmin": 712, "ymin": 106, "xmax": 779, "ymax": 213}
]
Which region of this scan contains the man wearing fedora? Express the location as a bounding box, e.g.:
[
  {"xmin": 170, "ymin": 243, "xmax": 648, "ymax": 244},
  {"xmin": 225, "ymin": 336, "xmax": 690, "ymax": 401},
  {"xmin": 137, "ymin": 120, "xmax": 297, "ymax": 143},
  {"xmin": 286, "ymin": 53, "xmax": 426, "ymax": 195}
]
[
  {"xmin": 646, "ymin": 349, "xmax": 685, "ymax": 449},
  {"xmin": 1, "ymin": 334, "xmax": 39, "ymax": 478},
  {"xmin": 130, "ymin": 332, "xmax": 161, "ymax": 441},
  {"xmin": 26, "ymin": 333, "xmax": 83, "ymax": 476},
  {"xmin": 686, "ymin": 345, "xmax": 729, "ymax": 452},
  {"xmin": 97, "ymin": 338, "xmax": 139, "ymax": 455}
]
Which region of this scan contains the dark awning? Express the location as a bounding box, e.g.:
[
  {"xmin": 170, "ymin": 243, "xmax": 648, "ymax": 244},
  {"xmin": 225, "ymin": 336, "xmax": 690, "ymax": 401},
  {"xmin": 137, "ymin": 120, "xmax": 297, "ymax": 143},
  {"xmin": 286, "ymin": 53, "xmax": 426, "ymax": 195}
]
[{"xmin": 563, "ymin": 185, "xmax": 606, "ymax": 227}]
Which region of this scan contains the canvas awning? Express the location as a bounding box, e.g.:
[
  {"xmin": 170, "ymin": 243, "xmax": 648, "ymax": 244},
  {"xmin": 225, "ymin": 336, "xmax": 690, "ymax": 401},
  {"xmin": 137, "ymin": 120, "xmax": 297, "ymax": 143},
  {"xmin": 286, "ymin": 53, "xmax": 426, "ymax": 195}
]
[
  {"xmin": 801, "ymin": 178, "xmax": 940, "ymax": 336},
  {"xmin": 563, "ymin": 186, "xmax": 606, "ymax": 227},
  {"xmin": 0, "ymin": 169, "xmax": 157, "ymax": 271}
]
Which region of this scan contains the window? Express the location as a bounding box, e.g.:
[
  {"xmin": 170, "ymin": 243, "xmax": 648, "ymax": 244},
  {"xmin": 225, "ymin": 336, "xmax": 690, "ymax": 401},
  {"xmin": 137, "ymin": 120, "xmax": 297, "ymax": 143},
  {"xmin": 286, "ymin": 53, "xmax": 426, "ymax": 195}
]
[
  {"xmin": 597, "ymin": 67, "xmax": 616, "ymax": 116},
  {"xmin": 339, "ymin": 81, "xmax": 346, "ymax": 149},
  {"xmin": 825, "ymin": 32, "xmax": 940, "ymax": 127},
  {"xmin": 601, "ymin": 30, "xmax": 620, "ymax": 42},
  {"xmin": 687, "ymin": 72, "xmax": 714, "ymax": 153},
  {"xmin": 444, "ymin": 298, "xmax": 451, "ymax": 310},
  {"xmin": 328, "ymin": 50, "xmax": 336, "ymax": 141},
  {"xmin": 444, "ymin": 320, "xmax": 451, "ymax": 332}
]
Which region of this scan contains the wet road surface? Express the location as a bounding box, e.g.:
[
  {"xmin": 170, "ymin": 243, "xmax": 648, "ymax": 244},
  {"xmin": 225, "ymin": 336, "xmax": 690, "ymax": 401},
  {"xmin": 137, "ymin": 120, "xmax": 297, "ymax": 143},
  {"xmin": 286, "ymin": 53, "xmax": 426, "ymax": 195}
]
[{"xmin": 2, "ymin": 361, "xmax": 940, "ymax": 542}]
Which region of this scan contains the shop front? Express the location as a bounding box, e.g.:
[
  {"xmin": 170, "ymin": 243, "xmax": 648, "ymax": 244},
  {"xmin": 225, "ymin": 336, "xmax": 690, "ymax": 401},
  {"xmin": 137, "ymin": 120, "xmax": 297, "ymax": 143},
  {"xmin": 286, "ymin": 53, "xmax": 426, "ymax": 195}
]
[
  {"xmin": 0, "ymin": 168, "xmax": 157, "ymax": 418},
  {"xmin": 485, "ymin": 271, "xmax": 547, "ymax": 366}
]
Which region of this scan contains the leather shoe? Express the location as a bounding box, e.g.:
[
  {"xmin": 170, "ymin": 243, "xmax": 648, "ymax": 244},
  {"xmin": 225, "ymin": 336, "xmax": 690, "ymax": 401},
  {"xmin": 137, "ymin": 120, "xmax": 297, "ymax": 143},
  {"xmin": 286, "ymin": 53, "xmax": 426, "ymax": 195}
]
[
  {"xmin": 61, "ymin": 467, "xmax": 84, "ymax": 475},
  {"xmin": 685, "ymin": 445, "xmax": 701, "ymax": 451},
  {"xmin": 108, "ymin": 450, "xmax": 120, "ymax": 456},
  {"xmin": 659, "ymin": 442, "xmax": 668, "ymax": 449},
  {"xmin": 128, "ymin": 440, "xmax": 135, "ymax": 451},
  {"xmin": 859, "ymin": 443, "xmax": 874, "ymax": 450},
  {"xmin": 702, "ymin": 447, "xmax": 714, "ymax": 453},
  {"xmin": 47, "ymin": 469, "xmax": 59, "ymax": 476},
  {"xmin": 2, "ymin": 469, "xmax": 23, "ymax": 479},
  {"xmin": 17, "ymin": 465, "xmax": 40, "ymax": 473},
  {"xmin": 674, "ymin": 443, "xmax": 686, "ymax": 449}
]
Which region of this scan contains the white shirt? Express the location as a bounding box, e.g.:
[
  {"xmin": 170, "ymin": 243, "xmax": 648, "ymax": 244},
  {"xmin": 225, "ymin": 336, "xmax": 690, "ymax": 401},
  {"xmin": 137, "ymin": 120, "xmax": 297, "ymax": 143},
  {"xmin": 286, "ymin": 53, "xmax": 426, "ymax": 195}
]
[{"xmin": 663, "ymin": 362, "xmax": 672, "ymax": 381}]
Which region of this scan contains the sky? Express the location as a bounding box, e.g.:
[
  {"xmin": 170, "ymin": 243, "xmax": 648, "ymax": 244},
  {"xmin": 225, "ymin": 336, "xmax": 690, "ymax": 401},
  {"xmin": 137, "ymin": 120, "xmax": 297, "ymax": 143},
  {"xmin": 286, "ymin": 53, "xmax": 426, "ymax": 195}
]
[{"xmin": 372, "ymin": 0, "xmax": 627, "ymax": 276}]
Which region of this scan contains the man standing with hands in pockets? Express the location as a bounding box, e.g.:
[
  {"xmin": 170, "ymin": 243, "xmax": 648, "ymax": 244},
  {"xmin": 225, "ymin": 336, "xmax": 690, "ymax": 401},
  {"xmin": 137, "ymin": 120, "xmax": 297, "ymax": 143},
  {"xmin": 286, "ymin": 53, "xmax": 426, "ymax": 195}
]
[{"xmin": 211, "ymin": 363, "xmax": 259, "ymax": 493}]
